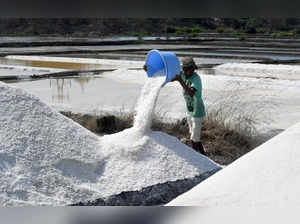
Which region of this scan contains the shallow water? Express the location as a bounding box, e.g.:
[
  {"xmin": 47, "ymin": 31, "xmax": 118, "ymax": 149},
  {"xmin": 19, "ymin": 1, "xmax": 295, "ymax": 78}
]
[
  {"xmin": 0, "ymin": 58, "xmax": 103, "ymax": 70},
  {"xmin": 13, "ymin": 76, "xmax": 141, "ymax": 114},
  {"xmin": 51, "ymin": 53, "xmax": 257, "ymax": 65},
  {"xmin": 171, "ymin": 51, "xmax": 300, "ymax": 61}
]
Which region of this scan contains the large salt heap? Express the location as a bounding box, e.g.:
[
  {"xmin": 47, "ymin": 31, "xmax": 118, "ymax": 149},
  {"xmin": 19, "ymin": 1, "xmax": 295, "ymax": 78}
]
[
  {"xmin": 0, "ymin": 81, "xmax": 220, "ymax": 206},
  {"xmin": 167, "ymin": 121, "xmax": 300, "ymax": 209},
  {"xmin": 0, "ymin": 82, "xmax": 103, "ymax": 206}
]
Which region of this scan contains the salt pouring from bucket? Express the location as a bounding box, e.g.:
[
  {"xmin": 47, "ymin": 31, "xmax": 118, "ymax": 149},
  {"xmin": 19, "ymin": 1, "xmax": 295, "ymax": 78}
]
[{"xmin": 145, "ymin": 49, "xmax": 181, "ymax": 87}]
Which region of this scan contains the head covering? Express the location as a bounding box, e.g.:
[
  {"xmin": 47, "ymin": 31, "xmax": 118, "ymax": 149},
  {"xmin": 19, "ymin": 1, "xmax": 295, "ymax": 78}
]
[{"xmin": 182, "ymin": 57, "xmax": 198, "ymax": 70}]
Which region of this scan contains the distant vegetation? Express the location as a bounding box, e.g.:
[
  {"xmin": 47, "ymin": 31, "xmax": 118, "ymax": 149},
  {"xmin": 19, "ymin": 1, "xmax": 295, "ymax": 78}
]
[
  {"xmin": 232, "ymin": 30, "xmax": 247, "ymax": 41},
  {"xmin": 0, "ymin": 18, "xmax": 300, "ymax": 38},
  {"xmin": 271, "ymin": 31, "xmax": 296, "ymax": 38}
]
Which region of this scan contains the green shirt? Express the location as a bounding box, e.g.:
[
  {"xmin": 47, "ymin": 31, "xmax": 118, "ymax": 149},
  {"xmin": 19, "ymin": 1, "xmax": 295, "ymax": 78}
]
[{"xmin": 180, "ymin": 72, "xmax": 205, "ymax": 118}]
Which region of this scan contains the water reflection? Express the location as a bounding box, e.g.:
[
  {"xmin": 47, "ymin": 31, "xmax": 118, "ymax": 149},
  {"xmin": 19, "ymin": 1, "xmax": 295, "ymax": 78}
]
[
  {"xmin": 49, "ymin": 77, "xmax": 94, "ymax": 104},
  {"xmin": 50, "ymin": 78, "xmax": 72, "ymax": 103},
  {"xmin": 73, "ymin": 77, "xmax": 92, "ymax": 94}
]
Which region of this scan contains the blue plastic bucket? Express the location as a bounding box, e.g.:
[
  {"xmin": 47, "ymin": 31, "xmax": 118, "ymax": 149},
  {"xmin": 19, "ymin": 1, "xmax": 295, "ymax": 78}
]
[{"xmin": 145, "ymin": 50, "xmax": 180, "ymax": 87}]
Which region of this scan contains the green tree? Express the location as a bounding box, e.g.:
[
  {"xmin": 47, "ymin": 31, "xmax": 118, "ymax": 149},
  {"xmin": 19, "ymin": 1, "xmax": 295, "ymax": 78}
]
[{"xmin": 245, "ymin": 17, "xmax": 258, "ymax": 34}]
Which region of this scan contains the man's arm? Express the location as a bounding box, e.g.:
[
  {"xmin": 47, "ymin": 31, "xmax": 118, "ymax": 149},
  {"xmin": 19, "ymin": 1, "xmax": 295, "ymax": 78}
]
[{"xmin": 172, "ymin": 75, "xmax": 196, "ymax": 97}]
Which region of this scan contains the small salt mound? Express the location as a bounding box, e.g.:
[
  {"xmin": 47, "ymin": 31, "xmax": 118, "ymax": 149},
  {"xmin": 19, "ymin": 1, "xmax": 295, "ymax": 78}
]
[
  {"xmin": 0, "ymin": 81, "xmax": 219, "ymax": 206},
  {"xmin": 97, "ymin": 128, "xmax": 218, "ymax": 197}
]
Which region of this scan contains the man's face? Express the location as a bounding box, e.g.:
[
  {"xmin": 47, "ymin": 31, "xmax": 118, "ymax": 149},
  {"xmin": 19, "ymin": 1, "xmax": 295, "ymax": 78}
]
[{"xmin": 183, "ymin": 68, "xmax": 194, "ymax": 78}]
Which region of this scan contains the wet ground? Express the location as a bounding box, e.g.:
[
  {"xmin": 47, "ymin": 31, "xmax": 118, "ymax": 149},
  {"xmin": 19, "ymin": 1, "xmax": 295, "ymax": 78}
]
[{"xmin": 1, "ymin": 35, "xmax": 300, "ymax": 133}]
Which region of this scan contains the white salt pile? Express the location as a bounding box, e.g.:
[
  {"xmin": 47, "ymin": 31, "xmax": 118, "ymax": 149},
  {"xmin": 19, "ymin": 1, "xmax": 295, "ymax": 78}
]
[
  {"xmin": 0, "ymin": 79, "xmax": 219, "ymax": 206},
  {"xmin": 215, "ymin": 63, "xmax": 300, "ymax": 80}
]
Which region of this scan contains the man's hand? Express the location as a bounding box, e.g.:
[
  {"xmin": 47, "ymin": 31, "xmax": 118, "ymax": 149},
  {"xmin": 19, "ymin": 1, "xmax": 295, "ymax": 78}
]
[
  {"xmin": 174, "ymin": 75, "xmax": 197, "ymax": 98},
  {"xmin": 190, "ymin": 87, "xmax": 197, "ymax": 96},
  {"xmin": 171, "ymin": 74, "xmax": 181, "ymax": 82}
]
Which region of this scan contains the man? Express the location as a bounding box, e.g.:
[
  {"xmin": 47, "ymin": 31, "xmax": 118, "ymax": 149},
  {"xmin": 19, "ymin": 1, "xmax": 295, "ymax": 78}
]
[{"xmin": 172, "ymin": 57, "xmax": 206, "ymax": 155}]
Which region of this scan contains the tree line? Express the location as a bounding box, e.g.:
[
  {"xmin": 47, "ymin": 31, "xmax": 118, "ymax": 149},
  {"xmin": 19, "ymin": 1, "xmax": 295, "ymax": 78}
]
[{"xmin": 0, "ymin": 18, "xmax": 300, "ymax": 37}]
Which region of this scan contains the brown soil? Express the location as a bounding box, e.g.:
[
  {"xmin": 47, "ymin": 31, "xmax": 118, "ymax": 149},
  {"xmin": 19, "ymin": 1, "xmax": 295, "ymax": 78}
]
[{"xmin": 60, "ymin": 111, "xmax": 267, "ymax": 165}]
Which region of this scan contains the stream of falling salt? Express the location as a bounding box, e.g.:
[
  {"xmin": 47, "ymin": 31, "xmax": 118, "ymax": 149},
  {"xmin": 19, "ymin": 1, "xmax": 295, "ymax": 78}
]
[{"xmin": 133, "ymin": 76, "xmax": 165, "ymax": 134}]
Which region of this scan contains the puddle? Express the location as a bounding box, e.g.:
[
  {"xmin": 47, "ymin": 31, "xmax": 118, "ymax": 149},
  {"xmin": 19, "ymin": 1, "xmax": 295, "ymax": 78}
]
[
  {"xmin": 49, "ymin": 77, "xmax": 96, "ymax": 103},
  {"xmin": 6, "ymin": 76, "xmax": 99, "ymax": 104}
]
